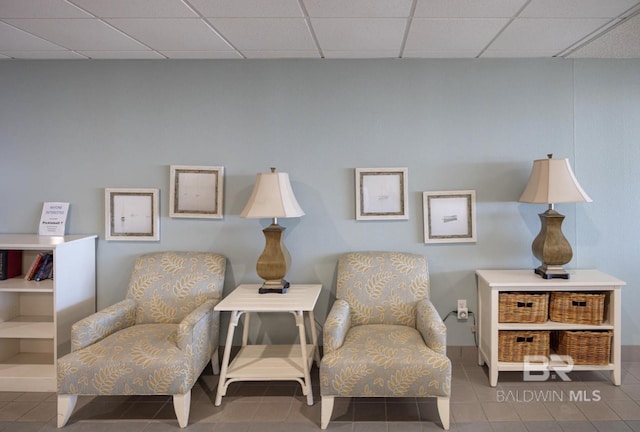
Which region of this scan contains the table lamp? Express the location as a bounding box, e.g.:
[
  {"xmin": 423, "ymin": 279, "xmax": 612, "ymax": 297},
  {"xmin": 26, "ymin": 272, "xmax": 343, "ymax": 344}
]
[
  {"xmin": 240, "ymin": 168, "xmax": 305, "ymax": 293},
  {"xmin": 518, "ymin": 154, "xmax": 592, "ymax": 279}
]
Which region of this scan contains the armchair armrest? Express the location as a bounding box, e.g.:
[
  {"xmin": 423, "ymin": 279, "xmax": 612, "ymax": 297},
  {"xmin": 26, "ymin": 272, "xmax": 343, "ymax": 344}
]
[
  {"xmin": 71, "ymin": 298, "xmax": 137, "ymax": 351},
  {"xmin": 416, "ymin": 298, "xmax": 447, "ymax": 356},
  {"xmin": 323, "ymin": 299, "xmax": 351, "ymax": 353},
  {"xmin": 177, "ymin": 299, "xmax": 218, "ymax": 352}
]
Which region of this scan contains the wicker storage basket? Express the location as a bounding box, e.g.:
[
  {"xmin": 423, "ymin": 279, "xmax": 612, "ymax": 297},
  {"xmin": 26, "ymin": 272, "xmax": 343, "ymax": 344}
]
[
  {"xmin": 553, "ymin": 330, "xmax": 612, "ymax": 365},
  {"xmin": 498, "ymin": 331, "xmax": 550, "ymax": 362},
  {"xmin": 549, "ymin": 292, "xmax": 606, "ymax": 325},
  {"xmin": 499, "ymin": 292, "xmax": 548, "ymax": 323}
]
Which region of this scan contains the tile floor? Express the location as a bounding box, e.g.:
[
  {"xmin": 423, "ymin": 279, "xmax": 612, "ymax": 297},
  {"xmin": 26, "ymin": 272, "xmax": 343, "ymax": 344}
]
[{"xmin": 1, "ymin": 347, "xmax": 640, "ymax": 432}]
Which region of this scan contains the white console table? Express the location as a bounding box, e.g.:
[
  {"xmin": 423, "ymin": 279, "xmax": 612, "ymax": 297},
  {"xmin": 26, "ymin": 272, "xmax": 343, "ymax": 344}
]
[
  {"xmin": 214, "ymin": 283, "xmax": 322, "ymax": 406},
  {"xmin": 476, "ymin": 269, "xmax": 625, "ymax": 387}
]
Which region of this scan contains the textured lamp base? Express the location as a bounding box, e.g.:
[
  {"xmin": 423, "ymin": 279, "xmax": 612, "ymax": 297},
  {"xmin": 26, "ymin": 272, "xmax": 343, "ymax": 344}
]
[
  {"xmin": 258, "ymin": 279, "xmax": 290, "ymax": 294},
  {"xmin": 534, "ymin": 264, "xmax": 569, "ymax": 279}
]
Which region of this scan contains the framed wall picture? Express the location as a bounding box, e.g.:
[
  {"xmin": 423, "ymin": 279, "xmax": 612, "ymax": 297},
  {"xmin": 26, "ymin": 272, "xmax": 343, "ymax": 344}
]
[
  {"xmin": 355, "ymin": 167, "xmax": 408, "ymax": 220},
  {"xmin": 105, "ymin": 188, "xmax": 160, "ymax": 241},
  {"xmin": 423, "ymin": 190, "xmax": 476, "ymax": 243},
  {"xmin": 169, "ymin": 165, "xmax": 224, "ymax": 219}
]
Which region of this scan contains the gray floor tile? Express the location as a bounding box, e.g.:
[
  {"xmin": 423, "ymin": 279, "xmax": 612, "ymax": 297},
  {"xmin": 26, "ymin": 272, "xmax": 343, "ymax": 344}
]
[
  {"xmin": 558, "ymin": 421, "xmax": 598, "ymax": 432},
  {"xmin": 592, "ymin": 420, "xmax": 634, "ymax": 432}
]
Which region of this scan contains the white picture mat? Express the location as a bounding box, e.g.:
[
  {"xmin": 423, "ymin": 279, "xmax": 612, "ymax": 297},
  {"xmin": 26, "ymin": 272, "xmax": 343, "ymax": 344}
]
[
  {"xmin": 355, "ymin": 167, "xmax": 408, "ymax": 220},
  {"xmin": 423, "ymin": 190, "xmax": 476, "ymax": 243},
  {"xmin": 169, "ymin": 165, "xmax": 224, "ymax": 218},
  {"xmin": 105, "ymin": 188, "xmax": 159, "ymax": 241}
]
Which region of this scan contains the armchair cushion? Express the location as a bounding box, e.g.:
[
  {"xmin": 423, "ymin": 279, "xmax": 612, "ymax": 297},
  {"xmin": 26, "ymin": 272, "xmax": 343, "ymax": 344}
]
[{"xmin": 320, "ymin": 324, "xmax": 451, "ymax": 397}]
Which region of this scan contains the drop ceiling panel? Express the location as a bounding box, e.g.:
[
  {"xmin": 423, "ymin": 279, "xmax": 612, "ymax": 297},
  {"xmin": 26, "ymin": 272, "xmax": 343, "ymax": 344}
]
[
  {"xmin": 243, "ymin": 50, "xmax": 320, "ymax": 58},
  {"xmin": 0, "ymin": 0, "xmax": 90, "ymax": 18},
  {"xmin": 79, "ymin": 50, "xmax": 165, "ymax": 59},
  {"xmin": 311, "ymin": 18, "xmax": 407, "ymax": 51},
  {"xmin": 107, "ymin": 18, "xmax": 232, "ymax": 51},
  {"xmin": 569, "ymin": 14, "xmax": 640, "ymax": 58},
  {"xmin": 304, "ymin": 0, "xmax": 413, "ymax": 18},
  {"xmin": 413, "ymin": 0, "xmax": 527, "ymax": 18},
  {"xmin": 520, "ymin": 0, "xmax": 640, "ymax": 18},
  {"xmin": 0, "ymin": 22, "xmax": 66, "ymax": 51},
  {"xmin": 4, "ymin": 18, "xmax": 148, "ymax": 51},
  {"xmin": 69, "ymin": 0, "xmax": 198, "ymax": 18},
  {"xmin": 405, "ymin": 18, "xmax": 509, "ymax": 51},
  {"xmin": 489, "ymin": 18, "xmax": 611, "ymax": 51},
  {"xmin": 324, "ymin": 49, "xmax": 399, "ymax": 58},
  {"xmin": 189, "ymin": 0, "xmax": 304, "ymax": 18},
  {"xmin": 210, "ymin": 18, "xmax": 316, "ymax": 50},
  {"xmin": 2, "ymin": 50, "xmax": 87, "ymax": 59},
  {"xmin": 158, "ymin": 50, "xmax": 243, "ymax": 59},
  {"xmin": 403, "ymin": 49, "xmax": 480, "ymax": 58}
]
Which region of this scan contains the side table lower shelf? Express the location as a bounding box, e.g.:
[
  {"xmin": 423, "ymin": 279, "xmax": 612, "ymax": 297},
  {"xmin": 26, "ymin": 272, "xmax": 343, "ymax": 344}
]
[{"xmin": 225, "ymin": 344, "xmax": 316, "ymax": 380}]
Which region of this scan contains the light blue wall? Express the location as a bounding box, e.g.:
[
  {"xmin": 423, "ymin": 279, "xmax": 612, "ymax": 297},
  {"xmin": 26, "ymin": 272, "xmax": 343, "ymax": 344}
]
[{"xmin": 1, "ymin": 59, "xmax": 638, "ymax": 345}]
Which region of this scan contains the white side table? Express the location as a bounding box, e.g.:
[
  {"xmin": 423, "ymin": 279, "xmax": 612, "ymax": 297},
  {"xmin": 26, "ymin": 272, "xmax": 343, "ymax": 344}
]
[{"xmin": 214, "ymin": 283, "xmax": 322, "ymax": 406}]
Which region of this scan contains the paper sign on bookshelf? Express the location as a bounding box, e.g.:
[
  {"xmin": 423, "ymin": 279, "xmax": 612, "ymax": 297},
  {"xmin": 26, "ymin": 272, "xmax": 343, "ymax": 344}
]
[{"xmin": 39, "ymin": 202, "xmax": 69, "ymax": 236}]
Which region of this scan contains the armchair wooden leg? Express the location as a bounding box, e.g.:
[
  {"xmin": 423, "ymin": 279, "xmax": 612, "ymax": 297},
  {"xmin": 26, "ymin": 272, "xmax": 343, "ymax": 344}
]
[
  {"xmin": 173, "ymin": 391, "xmax": 191, "ymax": 428},
  {"xmin": 320, "ymin": 396, "xmax": 335, "ymax": 430},
  {"xmin": 57, "ymin": 394, "xmax": 77, "ymax": 428},
  {"xmin": 211, "ymin": 348, "xmax": 220, "ymax": 375},
  {"xmin": 436, "ymin": 396, "xmax": 450, "ymax": 430}
]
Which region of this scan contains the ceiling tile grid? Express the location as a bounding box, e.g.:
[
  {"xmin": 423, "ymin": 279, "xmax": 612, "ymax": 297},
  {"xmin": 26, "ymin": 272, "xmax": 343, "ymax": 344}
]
[{"xmin": 0, "ymin": 0, "xmax": 639, "ymax": 59}]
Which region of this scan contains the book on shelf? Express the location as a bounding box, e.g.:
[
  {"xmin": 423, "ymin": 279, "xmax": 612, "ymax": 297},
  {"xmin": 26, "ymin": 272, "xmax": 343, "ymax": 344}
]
[
  {"xmin": 24, "ymin": 252, "xmax": 45, "ymax": 280},
  {"xmin": 33, "ymin": 253, "xmax": 54, "ymax": 282},
  {"xmin": 0, "ymin": 250, "xmax": 22, "ymax": 280}
]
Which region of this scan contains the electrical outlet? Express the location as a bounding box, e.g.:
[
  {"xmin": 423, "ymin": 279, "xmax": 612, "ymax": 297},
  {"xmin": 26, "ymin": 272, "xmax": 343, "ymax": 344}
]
[{"xmin": 457, "ymin": 299, "xmax": 468, "ymax": 320}]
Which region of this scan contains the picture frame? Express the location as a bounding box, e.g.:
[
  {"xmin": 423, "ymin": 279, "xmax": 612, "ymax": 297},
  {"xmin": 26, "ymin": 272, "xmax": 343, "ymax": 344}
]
[
  {"xmin": 423, "ymin": 190, "xmax": 476, "ymax": 243},
  {"xmin": 105, "ymin": 188, "xmax": 160, "ymax": 241},
  {"xmin": 169, "ymin": 165, "xmax": 224, "ymax": 219},
  {"xmin": 355, "ymin": 167, "xmax": 408, "ymax": 220}
]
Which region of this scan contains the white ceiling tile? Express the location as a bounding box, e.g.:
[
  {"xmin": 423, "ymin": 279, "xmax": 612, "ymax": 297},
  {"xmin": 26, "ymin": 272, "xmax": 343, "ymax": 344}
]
[
  {"xmin": 323, "ymin": 49, "xmax": 399, "ymax": 58},
  {"xmin": 210, "ymin": 18, "xmax": 316, "ymax": 50},
  {"xmin": 243, "ymin": 50, "xmax": 320, "ymax": 58},
  {"xmin": 189, "ymin": 0, "xmax": 303, "ymax": 18},
  {"xmin": 107, "ymin": 18, "xmax": 232, "ymax": 51},
  {"xmin": 0, "ymin": 21, "xmax": 66, "ymax": 50},
  {"xmin": 481, "ymin": 49, "xmax": 562, "ymax": 57},
  {"xmin": 569, "ymin": 14, "xmax": 640, "ymax": 58},
  {"xmin": 0, "ymin": 50, "xmax": 87, "ymax": 59},
  {"xmin": 403, "ymin": 49, "xmax": 479, "ymax": 58},
  {"xmin": 490, "ymin": 18, "xmax": 610, "ymax": 51},
  {"xmin": 520, "ymin": 0, "xmax": 640, "ymax": 18},
  {"xmin": 69, "ymin": 0, "xmax": 197, "ymax": 18},
  {"xmin": 0, "ymin": 0, "xmax": 91, "ymax": 18},
  {"xmin": 303, "ymin": 0, "xmax": 413, "ymax": 18},
  {"xmin": 414, "ymin": 0, "xmax": 528, "ymax": 18},
  {"xmin": 79, "ymin": 50, "xmax": 165, "ymax": 59},
  {"xmin": 4, "ymin": 18, "xmax": 148, "ymax": 50},
  {"xmin": 311, "ymin": 18, "xmax": 407, "ymax": 51},
  {"xmin": 159, "ymin": 50, "xmax": 243, "ymax": 59},
  {"xmin": 405, "ymin": 18, "xmax": 508, "ymax": 51}
]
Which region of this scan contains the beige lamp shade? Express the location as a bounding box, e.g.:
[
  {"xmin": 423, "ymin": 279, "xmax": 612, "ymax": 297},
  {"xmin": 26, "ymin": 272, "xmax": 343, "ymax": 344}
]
[
  {"xmin": 240, "ymin": 169, "xmax": 305, "ymax": 219},
  {"xmin": 519, "ymin": 155, "xmax": 592, "ymax": 204}
]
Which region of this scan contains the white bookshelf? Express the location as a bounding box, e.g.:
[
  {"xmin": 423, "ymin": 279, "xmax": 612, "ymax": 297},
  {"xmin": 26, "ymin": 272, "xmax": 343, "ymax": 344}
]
[
  {"xmin": 476, "ymin": 269, "xmax": 625, "ymax": 387},
  {"xmin": 0, "ymin": 234, "xmax": 97, "ymax": 392}
]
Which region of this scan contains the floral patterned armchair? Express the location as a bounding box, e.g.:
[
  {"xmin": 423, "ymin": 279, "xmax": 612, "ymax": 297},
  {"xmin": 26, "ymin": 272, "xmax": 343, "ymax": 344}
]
[
  {"xmin": 320, "ymin": 251, "xmax": 451, "ymax": 430},
  {"xmin": 57, "ymin": 251, "xmax": 226, "ymax": 428}
]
